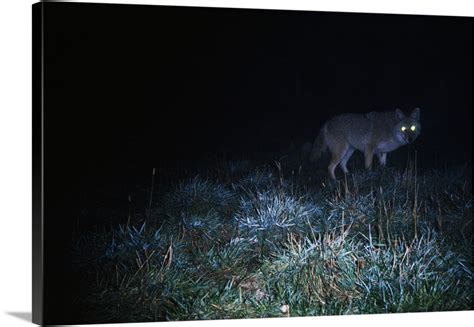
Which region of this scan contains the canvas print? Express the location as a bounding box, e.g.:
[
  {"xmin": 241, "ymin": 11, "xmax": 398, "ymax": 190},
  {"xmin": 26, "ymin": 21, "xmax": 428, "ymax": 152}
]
[{"xmin": 33, "ymin": 1, "xmax": 473, "ymax": 325}]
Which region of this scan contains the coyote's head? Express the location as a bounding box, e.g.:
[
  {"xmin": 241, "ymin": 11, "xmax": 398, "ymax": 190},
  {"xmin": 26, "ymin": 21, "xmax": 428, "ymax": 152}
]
[{"xmin": 393, "ymin": 108, "xmax": 421, "ymax": 145}]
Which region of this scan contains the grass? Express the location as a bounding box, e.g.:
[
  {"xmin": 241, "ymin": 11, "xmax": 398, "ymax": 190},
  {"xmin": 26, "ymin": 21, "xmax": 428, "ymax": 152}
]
[{"xmin": 71, "ymin": 159, "xmax": 473, "ymax": 323}]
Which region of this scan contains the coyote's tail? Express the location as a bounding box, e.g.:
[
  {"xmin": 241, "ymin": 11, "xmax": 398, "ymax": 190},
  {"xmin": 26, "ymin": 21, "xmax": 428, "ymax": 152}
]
[{"xmin": 309, "ymin": 127, "xmax": 327, "ymax": 163}]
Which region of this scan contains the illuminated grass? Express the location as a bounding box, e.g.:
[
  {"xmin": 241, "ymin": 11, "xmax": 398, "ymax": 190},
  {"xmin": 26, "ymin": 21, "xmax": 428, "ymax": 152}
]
[{"xmin": 72, "ymin": 163, "xmax": 473, "ymax": 323}]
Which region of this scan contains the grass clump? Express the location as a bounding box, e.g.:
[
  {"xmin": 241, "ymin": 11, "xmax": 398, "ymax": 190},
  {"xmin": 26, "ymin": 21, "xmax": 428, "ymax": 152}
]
[{"xmin": 234, "ymin": 190, "xmax": 321, "ymax": 254}]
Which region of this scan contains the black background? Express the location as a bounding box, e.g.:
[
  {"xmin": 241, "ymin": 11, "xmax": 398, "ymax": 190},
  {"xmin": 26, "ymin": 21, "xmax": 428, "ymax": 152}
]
[{"xmin": 37, "ymin": 2, "xmax": 472, "ymax": 324}]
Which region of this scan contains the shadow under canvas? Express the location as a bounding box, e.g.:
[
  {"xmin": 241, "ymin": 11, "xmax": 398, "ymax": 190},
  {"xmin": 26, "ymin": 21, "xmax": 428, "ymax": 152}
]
[{"xmin": 6, "ymin": 311, "xmax": 32, "ymax": 323}]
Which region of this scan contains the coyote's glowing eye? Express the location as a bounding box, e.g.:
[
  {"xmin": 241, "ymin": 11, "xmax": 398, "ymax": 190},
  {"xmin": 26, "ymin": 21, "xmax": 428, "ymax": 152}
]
[
  {"xmin": 410, "ymin": 125, "xmax": 416, "ymax": 131},
  {"xmin": 401, "ymin": 126, "xmax": 407, "ymax": 132}
]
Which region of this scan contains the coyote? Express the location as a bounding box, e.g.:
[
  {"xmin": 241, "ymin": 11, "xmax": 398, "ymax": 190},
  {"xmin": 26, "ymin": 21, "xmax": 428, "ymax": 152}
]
[{"xmin": 310, "ymin": 108, "xmax": 421, "ymax": 179}]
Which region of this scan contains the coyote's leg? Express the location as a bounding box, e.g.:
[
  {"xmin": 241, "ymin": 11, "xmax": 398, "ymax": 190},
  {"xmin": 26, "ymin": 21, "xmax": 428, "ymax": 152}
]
[
  {"xmin": 364, "ymin": 146, "xmax": 375, "ymax": 169},
  {"xmin": 377, "ymin": 152, "xmax": 387, "ymax": 167},
  {"xmin": 339, "ymin": 147, "xmax": 354, "ymax": 174},
  {"xmin": 328, "ymin": 144, "xmax": 349, "ymax": 179}
]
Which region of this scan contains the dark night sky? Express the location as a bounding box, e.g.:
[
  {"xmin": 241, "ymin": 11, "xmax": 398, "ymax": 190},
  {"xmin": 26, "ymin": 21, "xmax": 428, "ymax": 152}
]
[
  {"xmin": 43, "ymin": 3, "xmax": 472, "ymax": 173},
  {"xmin": 38, "ymin": 3, "xmax": 471, "ymax": 323}
]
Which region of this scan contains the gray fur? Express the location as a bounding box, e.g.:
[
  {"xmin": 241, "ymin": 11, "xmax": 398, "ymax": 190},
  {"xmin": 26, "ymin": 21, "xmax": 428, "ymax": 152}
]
[{"xmin": 310, "ymin": 108, "xmax": 421, "ymax": 179}]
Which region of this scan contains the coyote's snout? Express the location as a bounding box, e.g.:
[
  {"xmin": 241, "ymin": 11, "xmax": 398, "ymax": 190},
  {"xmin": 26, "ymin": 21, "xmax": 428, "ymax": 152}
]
[{"xmin": 310, "ymin": 108, "xmax": 421, "ymax": 179}]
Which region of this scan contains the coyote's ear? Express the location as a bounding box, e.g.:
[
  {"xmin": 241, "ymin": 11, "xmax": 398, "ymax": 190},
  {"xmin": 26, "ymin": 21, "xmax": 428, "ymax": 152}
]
[
  {"xmin": 395, "ymin": 108, "xmax": 405, "ymax": 120},
  {"xmin": 410, "ymin": 107, "xmax": 420, "ymax": 120}
]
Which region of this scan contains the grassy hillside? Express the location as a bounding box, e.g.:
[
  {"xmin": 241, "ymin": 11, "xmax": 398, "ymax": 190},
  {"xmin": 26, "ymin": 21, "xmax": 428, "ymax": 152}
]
[{"xmin": 71, "ymin": 158, "xmax": 472, "ymax": 323}]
